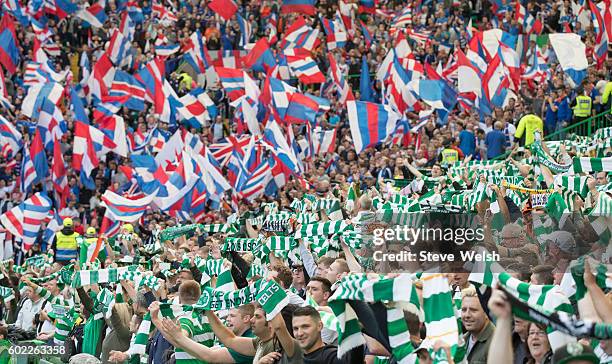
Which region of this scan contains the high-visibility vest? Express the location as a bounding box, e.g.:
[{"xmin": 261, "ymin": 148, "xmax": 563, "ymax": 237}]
[
  {"xmin": 573, "ymin": 95, "xmax": 592, "ymax": 117},
  {"xmin": 55, "ymin": 232, "xmax": 79, "ymax": 261},
  {"xmin": 441, "ymin": 148, "xmax": 459, "ymax": 165}
]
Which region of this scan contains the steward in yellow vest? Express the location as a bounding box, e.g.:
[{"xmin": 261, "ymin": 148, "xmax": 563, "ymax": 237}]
[{"xmin": 53, "ymin": 218, "xmax": 79, "ymax": 263}]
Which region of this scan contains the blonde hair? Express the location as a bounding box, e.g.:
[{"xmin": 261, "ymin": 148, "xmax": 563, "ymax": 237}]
[
  {"xmin": 461, "ymin": 286, "xmax": 477, "ymax": 298},
  {"xmin": 113, "ymin": 303, "xmax": 133, "ymax": 330}
]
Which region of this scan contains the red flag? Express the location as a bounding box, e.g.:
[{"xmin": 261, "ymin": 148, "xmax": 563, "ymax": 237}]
[{"xmin": 208, "ymin": 0, "xmax": 238, "ymax": 20}]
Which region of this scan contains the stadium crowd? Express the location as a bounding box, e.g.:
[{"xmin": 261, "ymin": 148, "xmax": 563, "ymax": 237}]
[{"xmin": 0, "ymin": 0, "xmax": 611, "ymax": 363}]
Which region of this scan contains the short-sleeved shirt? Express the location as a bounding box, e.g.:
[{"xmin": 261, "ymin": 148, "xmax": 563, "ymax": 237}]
[{"xmin": 176, "ymin": 314, "xmax": 215, "ymax": 364}]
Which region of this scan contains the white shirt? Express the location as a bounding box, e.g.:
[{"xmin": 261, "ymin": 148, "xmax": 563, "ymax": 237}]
[
  {"xmin": 15, "ymin": 298, "xmax": 44, "ymax": 331},
  {"xmin": 40, "ymin": 301, "xmax": 55, "ymax": 334}
]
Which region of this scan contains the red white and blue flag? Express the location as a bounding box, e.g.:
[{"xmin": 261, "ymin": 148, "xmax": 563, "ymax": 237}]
[
  {"xmin": 215, "ymin": 67, "xmax": 246, "ymax": 101},
  {"xmin": 77, "ymin": 1, "xmax": 107, "ymax": 28},
  {"xmin": 0, "ymin": 14, "xmax": 21, "ymax": 74},
  {"xmin": 0, "ymin": 114, "xmax": 22, "ymax": 158},
  {"xmin": 0, "ymin": 193, "xmax": 53, "ymax": 251},
  {"xmin": 281, "ymin": 0, "xmax": 316, "ymax": 16},
  {"xmin": 347, "ymin": 100, "xmax": 401, "ymax": 154},
  {"xmin": 101, "ymin": 190, "xmax": 156, "ymax": 222}
]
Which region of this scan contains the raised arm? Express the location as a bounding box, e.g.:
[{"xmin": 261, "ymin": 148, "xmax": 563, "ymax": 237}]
[
  {"xmin": 486, "ymin": 288, "xmax": 513, "ymax": 364},
  {"xmin": 157, "ymin": 318, "xmax": 235, "ymax": 363},
  {"xmin": 205, "ymin": 310, "xmax": 256, "ymax": 356},
  {"xmin": 268, "ymin": 311, "xmax": 296, "ymax": 358}
]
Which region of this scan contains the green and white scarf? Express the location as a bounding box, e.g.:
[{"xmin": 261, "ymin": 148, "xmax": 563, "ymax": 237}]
[
  {"xmin": 71, "ymin": 265, "xmax": 138, "ymax": 288},
  {"xmin": 497, "ymin": 271, "xmax": 575, "ymax": 350},
  {"xmin": 554, "ymin": 175, "xmax": 590, "ymax": 198},
  {"xmin": 52, "ymin": 304, "xmax": 79, "ymax": 345},
  {"xmin": 573, "ymin": 157, "xmax": 612, "ymax": 173},
  {"xmin": 420, "ymin": 274, "xmax": 466, "ymax": 364},
  {"xmin": 295, "ymin": 221, "xmax": 351, "ymax": 238},
  {"xmin": 328, "ymin": 274, "xmax": 420, "ymax": 361},
  {"xmin": 222, "ymin": 238, "xmax": 261, "ymax": 252},
  {"xmin": 0, "ymin": 286, "xmax": 14, "ymax": 303}
]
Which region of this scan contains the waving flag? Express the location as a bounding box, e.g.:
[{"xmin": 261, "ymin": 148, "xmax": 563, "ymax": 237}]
[
  {"xmin": 106, "ymin": 29, "xmax": 131, "ymax": 66},
  {"xmin": 0, "ymin": 193, "xmax": 52, "ymax": 251},
  {"xmin": 0, "ymin": 115, "xmax": 22, "ymax": 158},
  {"xmin": 207, "ymin": 0, "xmax": 237, "ymax": 20},
  {"xmin": 107, "ymin": 70, "xmax": 145, "ymax": 111},
  {"xmin": 313, "ymin": 127, "xmax": 337, "ymax": 155},
  {"xmin": 285, "ymin": 93, "xmax": 321, "ymax": 124},
  {"xmin": 515, "ymin": 2, "xmax": 542, "ymax": 34},
  {"xmin": 37, "ymin": 99, "xmax": 67, "ymax": 148},
  {"xmin": 177, "ymin": 88, "xmax": 218, "ymax": 128},
  {"xmin": 549, "ymin": 33, "xmax": 588, "ymax": 87},
  {"xmin": 590, "ymin": 0, "xmax": 609, "ymax": 67},
  {"xmin": 101, "ymin": 190, "xmax": 156, "ymax": 222},
  {"xmin": 77, "ymin": 2, "xmax": 107, "ymax": 27},
  {"xmin": 320, "ymin": 15, "xmax": 347, "ymax": 50},
  {"xmin": 286, "ymin": 52, "xmax": 325, "ymax": 84},
  {"xmin": 152, "ymin": 1, "xmax": 177, "ymax": 24},
  {"xmin": 215, "ymin": 67, "xmax": 245, "ymax": 101},
  {"xmin": 391, "ymin": 6, "xmax": 412, "ymax": 28},
  {"xmin": 281, "ymin": 0, "xmax": 316, "ymax": 15},
  {"xmin": 20, "ymin": 139, "xmax": 37, "ymax": 194},
  {"xmin": 73, "ymin": 121, "xmax": 117, "ymax": 177},
  {"xmin": 359, "ymin": 56, "xmax": 374, "ymax": 102},
  {"xmin": 263, "ymin": 119, "xmax": 301, "ymax": 174},
  {"xmin": 359, "ymin": 20, "xmax": 373, "ymax": 46},
  {"xmin": 130, "ymin": 154, "xmax": 169, "ymax": 196},
  {"xmin": 0, "ymin": 14, "xmax": 21, "ymax": 73},
  {"xmin": 280, "ymin": 17, "xmax": 320, "ymax": 51},
  {"xmin": 243, "ymin": 38, "xmax": 276, "ymax": 72},
  {"xmin": 184, "ymin": 30, "xmax": 211, "ymax": 74},
  {"xmin": 52, "ymin": 140, "xmax": 69, "ymax": 208},
  {"xmin": 136, "ymin": 57, "xmax": 166, "ymax": 113},
  {"xmin": 347, "ymin": 100, "xmax": 401, "ymax": 153},
  {"xmin": 327, "ymin": 54, "xmax": 354, "ymax": 103},
  {"xmin": 30, "ymin": 129, "xmax": 49, "ymax": 184}
]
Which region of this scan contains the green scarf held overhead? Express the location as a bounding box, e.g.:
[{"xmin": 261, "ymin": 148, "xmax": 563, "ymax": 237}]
[
  {"xmin": 420, "ymin": 274, "xmax": 465, "ymax": 364},
  {"xmin": 531, "ymin": 142, "xmax": 572, "ymax": 173},
  {"xmin": 573, "ymin": 157, "xmax": 612, "ymax": 173},
  {"xmin": 328, "ymin": 274, "xmax": 420, "ymax": 362},
  {"xmin": 563, "ymin": 257, "xmax": 612, "ymax": 302}
]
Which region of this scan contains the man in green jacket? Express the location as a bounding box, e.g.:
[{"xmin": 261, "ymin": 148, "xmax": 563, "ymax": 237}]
[{"xmin": 461, "ymin": 287, "xmax": 496, "ymax": 364}]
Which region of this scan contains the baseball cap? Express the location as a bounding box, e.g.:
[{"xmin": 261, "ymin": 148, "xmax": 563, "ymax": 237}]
[
  {"xmin": 552, "ymin": 342, "xmax": 599, "ymax": 364},
  {"xmin": 86, "ymin": 227, "xmax": 96, "ymax": 235}
]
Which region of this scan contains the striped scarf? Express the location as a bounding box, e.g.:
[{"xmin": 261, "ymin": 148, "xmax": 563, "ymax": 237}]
[
  {"xmin": 52, "ymin": 304, "xmax": 79, "ymax": 345},
  {"xmin": 0, "ymin": 286, "xmax": 14, "ymax": 303},
  {"xmin": 560, "ymin": 257, "xmax": 612, "ymax": 302},
  {"xmin": 498, "ymin": 271, "xmax": 575, "ymax": 350},
  {"xmin": 197, "ymin": 279, "xmax": 288, "ymax": 318},
  {"xmin": 119, "ymin": 271, "xmax": 162, "ymax": 291},
  {"xmin": 573, "ymin": 157, "xmax": 612, "ymax": 173},
  {"xmin": 531, "ymin": 142, "xmax": 572, "ymax": 173},
  {"xmin": 129, "ymin": 304, "xmax": 206, "ymax": 356},
  {"xmin": 198, "ymin": 223, "xmax": 238, "ymax": 234},
  {"xmin": 294, "ymin": 221, "xmax": 352, "ymax": 238},
  {"xmin": 554, "ymin": 175, "xmax": 590, "ymax": 198},
  {"xmin": 420, "ymin": 274, "xmax": 465, "ymax": 363},
  {"xmin": 328, "ymin": 274, "xmax": 420, "ymax": 361},
  {"xmin": 587, "ymin": 191, "xmax": 612, "ymax": 217},
  {"xmin": 71, "ymin": 266, "xmax": 138, "ymax": 288},
  {"xmin": 305, "ymin": 294, "xmax": 338, "ymax": 332}
]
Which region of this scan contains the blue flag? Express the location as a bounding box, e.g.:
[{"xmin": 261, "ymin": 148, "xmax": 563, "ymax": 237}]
[{"xmin": 359, "ymin": 56, "xmax": 374, "ymax": 102}]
